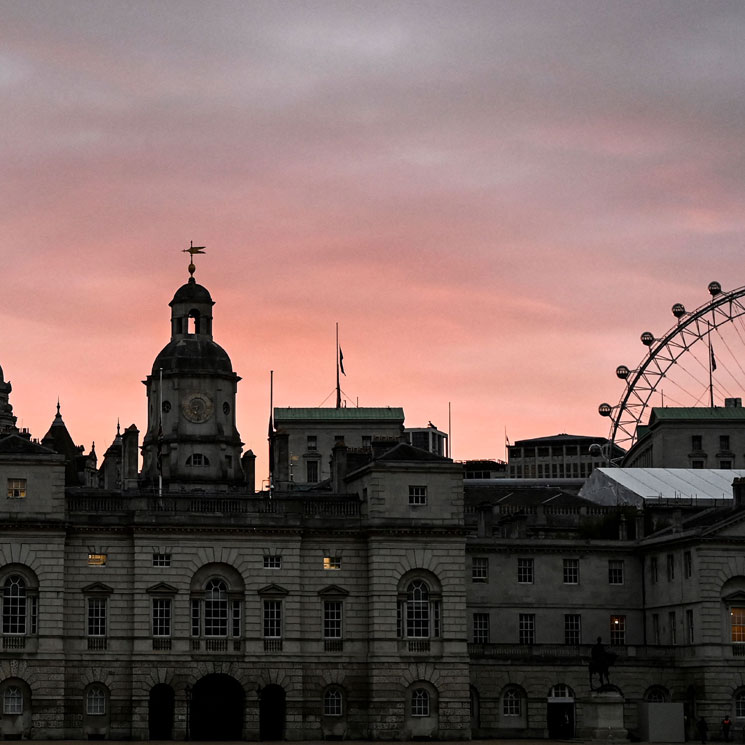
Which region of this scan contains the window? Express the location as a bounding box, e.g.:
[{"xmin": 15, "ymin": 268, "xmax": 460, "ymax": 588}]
[
  {"xmin": 185, "ymin": 453, "xmax": 209, "ymax": 466},
  {"xmin": 323, "ymin": 688, "xmax": 343, "ymax": 716},
  {"xmin": 721, "ymin": 460, "xmax": 733, "ymax": 469},
  {"xmin": 669, "ymin": 611, "xmax": 677, "ymax": 644},
  {"xmin": 87, "ymin": 598, "xmax": 107, "ymax": 637},
  {"xmin": 519, "ymin": 613, "xmax": 535, "ymax": 645},
  {"xmin": 737, "ymin": 691, "xmax": 745, "ymax": 718},
  {"xmin": 6, "ymin": 479, "xmax": 26, "ymax": 499},
  {"xmin": 503, "ymin": 688, "xmax": 521, "ymax": 717},
  {"xmin": 324, "ymin": 601, "xmax": 342, "ymax": 639},
  {"xmin": 152, "ymin": 553, "xmax": 171, "ymax": 567},
  {"xmin": 264, "ymin": 555, "xmax": 281, "ymax": 569},
  {"xmin": 517, "ymin": 558, "xmax": 534, "ymax": 584},
  {"xmin": 263, "ymin": 600, "xmax": 282, "ymax": 638},
  {"xmin": 88, "ymin": 553, "xmax": 107, "ymax": 566},
  {"xmin": 692, "ymin": 460, "xmax": 704, "ymax": 469},
  {"xmin": 564, "ymin": 614, "xmax": 581, "ymax": 645},
  {"xmin": 152, "ymin": 598, "xmax": 171, "ymax": 637},
  {"xmin": 472, "ymin": 557, "xmax": 488, "ymax": 583},
  {"xmin": 361, "ymin": 435, "xmax": 372, "ymax": 448},
  {"xmin": 2, "ymin": 575, "xmax": 36, "ymax": 635},
  {"xmin": 306, "ymin": 460, "xmax": 319, "ymax": 483},
  {"xmin": 610, "ymin": 615, "xmax": 626, "ymax": 645},
  {"xmin": 307, "ymin": 435, "xmax": 317, "ymax": 451},
  {"xmin": 400, "ymin": 579, "xmax": 440, "ymax": 639},
  {"xmin": 667, "ymin": 554, "xmax": 675, "ymax": 581},
  {"xmin": 563, "ymin": 558, "xmax": 579, "ymax": 584},
  {"xmin": 686, "ymin": 609, "xmax": 694, "ymax": 644},
  {"xmin": 473, "ymin": 613, "xmax": 490, "ymax": 644},
  {"xmin": 650, "ymin": 556, "xmax": 658, "ymax": 583},
  {"xmin": 691, "ymin": 435, "xmax": 702, "ymax": 451},
  {"xmin": 323, "ymin": 557, "xmax": 341, "ymax": 570},
  {"xmin": 204, "ymin": 579, "xmax": 228, "ymax": 636},
  {"xmin": 2, "ymin": 686, "xmax": 22, "ymax": 715},
  {"xmin": 684, "ymin": 551, "xmax": 692, "ymax": 579},
  {"xmin": 652, "ymin": 614, "xmax": 660, "ymax": 644},
  {"xmin": 646, "ymin": 686, "xmax": 668, "ymax": 703},
  {"xmin": 721, "ymin": 435, "xmax": 731, "ymax": 451},
  {"xmin": 411, "ymin": 688, "xmax": 430, "ymax": 717},
  {"xmin": 86, "ymin": 686, "xmax": 106, "ymax": 715},
  {"xmin": 408, "ymin": 486, "xmax": 427, "ymax": 505},
  {"xmin": 731, "ymin": 607, "xmax": 745, "ymax": 643},
  {"xmin": 608, "ymin": 560, "xmax": 624, "ymax": 585}
]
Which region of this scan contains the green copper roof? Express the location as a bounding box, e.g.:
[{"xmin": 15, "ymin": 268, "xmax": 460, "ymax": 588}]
[
  {"xmin": 650, "ymin": 406, "xmax": 745, "ymax": 421},
  {"xmin": 274, "ymin": 407, "xmax": 404, "ymax": 422}
]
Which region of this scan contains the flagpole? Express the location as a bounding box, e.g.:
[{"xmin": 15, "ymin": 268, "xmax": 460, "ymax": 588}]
[
  {"xmin": 336, "ymin": 323, "xmax": 341, "ymax": 409},
  {"xmin": 269, "ymin": 370, "xmax": 274, "ymax": 498},
  {"xmin": 158, "ymin": 367, "xmax": 163, "ymax": 498}
]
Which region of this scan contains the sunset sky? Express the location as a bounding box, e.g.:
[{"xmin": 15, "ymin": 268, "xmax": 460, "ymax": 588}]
[{"xmin": 3, "ymin": 1, "xmax": 745, "ymax": 482}]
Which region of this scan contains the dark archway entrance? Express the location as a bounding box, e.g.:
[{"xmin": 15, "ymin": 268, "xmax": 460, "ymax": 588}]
[
  {"xmin": 191, "ymin": 674, "xmax": 244, "ymax": 741},
  {"xmin": 260, "ymin": 684, "xmax": 286, "ymax": 741},
  {"xmin": 149, "ymin": 683, "xmax": 175, "ymax": 740}
]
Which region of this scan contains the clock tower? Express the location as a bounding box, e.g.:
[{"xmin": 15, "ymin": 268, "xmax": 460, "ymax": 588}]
[{"xmin": 141, "ymin": 262, "xmax": 243, "ymax": 490}]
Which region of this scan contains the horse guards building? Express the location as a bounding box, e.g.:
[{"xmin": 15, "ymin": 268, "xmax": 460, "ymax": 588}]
[{"xmin": 2, "ymin": 264, "xmax": 745, "ymax": 741}]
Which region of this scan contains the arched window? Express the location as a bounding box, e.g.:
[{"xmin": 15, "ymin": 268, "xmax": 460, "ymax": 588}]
[
  {"xmin": 186, "ymin": 453, "xmax": 210, "ymax": 467},
  {"xmin": 187, "ymin": 309, "xmax": 200, "ymax": 335},
  {"xmin": 645, "ymin": 686, "xmax": 669, "ymax": 703},
  {"xmin": 411, "ymin": 688, "xmax": 430, "ymax": 717},
  {"xmin": 1, "ymin": 572, "xmax": 37, "ymax": 639},
  {"xmin": 86, "ymin": 686, "xmax": 106, "ymax": 716},
  {"xmin": 503, "ymin": 688, "xmax": 521, "ymax": 717},
  {"xmin": 323, "ymin": 687, "xmax": 343, "ymax": 716},
  {"xmin": 204, "ymin": 579, "xmax": 228, "ymax": 637},
  {"xmin": 398, "ymin": 578, "xmax": 441, "ymax": 639},
  {"xmin": 3, "ymin": 686, "xmax": 22, "ymax": 715},
  {"xmin": 735, "ymin": 689, "xmax": 745, "ymax": 719}
]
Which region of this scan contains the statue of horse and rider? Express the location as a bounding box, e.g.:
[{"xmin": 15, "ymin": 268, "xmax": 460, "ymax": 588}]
[{"xmin": 589, "ymin": 637, "xmax": 617, "ymax": 690}]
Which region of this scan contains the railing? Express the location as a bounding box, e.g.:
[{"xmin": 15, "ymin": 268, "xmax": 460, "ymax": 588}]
[
  {"xmin": 152, "ymin": 638, "xmax": 172, "ymax": 651},
  {"xmin": 264, "ymin": 639, "xmax": 283, "ymax": 652},
  {"xmin": 2, "ymin": 636, "xmax": 25, "ymax": 650},
  {"xmin": 205, "ymin": 638, "xmax": 228, "ymax": 652},
  {"xmin": 87, "ymin": 637, "xmax": 107, "ymax": 651},
  {"xmin": 324, "ymin": 639, "xmax": 343, "ymax": 652},
  {"xmin": 408, "ymin": 639, "xmax": 430, "ymax": 653},
  {"xmin": 468, "ymin": 642, "xmax": 683, "ymax": 660}
]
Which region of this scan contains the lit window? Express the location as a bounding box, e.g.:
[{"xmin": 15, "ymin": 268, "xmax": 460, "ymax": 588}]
[
  {"xmin": 503, "ymin": 688, "xmax": 521, "ymax": 717},
  {"xmin": 86, "ymin": 686, "xmax": 106, "ymax": 715},
  {"xmin": 88, "ymin": 553, "xmax": 107, "ymax": 566},
  {"xmin": 519, "ymin": 613, "xmax": 535, "ymax": 645},
  {"xmin": 472, "ymin": 557, "xmax": 488, "ymax": 583},
  {"xmin": 473, "ymin": 613, "xmax": 490, "ymax": 643},
  {"xmin": 732, "ymin": 608, "xmax": 745, "ymax": 643},
  {"xmin": 517, "ymin": 558, "xmax": 534, "ymax": 584},
  {"xmin": 323, "ymin": 688, "xmax": 343, "ymax": 716},
  {"xmin": 563, "ymin": 558, "xmax": 579, "ymax": 584},
  {"xmin": 610, "ymin": 615, "xmax": 626, "ymax": 645},
  {"xmin": 564, "ymin": 614, "xmax": 581, "ymax": 645},
  {"xmin": 152, "ymin": 553, "xmax": 171, "ymax": 567},
  {"xmin": 608, "ymin": 560, "xmax": 624, "ymax": 585},
  {"xmin": 411, "ymin": 688, "xmax": 430, "ymax": 717},
  {"xmin": 408, "ymin": 486, "xmax": 427, "ymax": 505},
  {"xmin": 264, "ymin": 555, "xmax": 281, "ymax": 569},
  {"xmin": 323, "ymin": 557, "xmax": 341, "ymax": 570},
  {"xmin": 2, "ymin": 686, "xmax": 22, "ymax": 715},
  {"xmin": 6, "ymin": 479, "xmax": 26, "ymax": 499}
]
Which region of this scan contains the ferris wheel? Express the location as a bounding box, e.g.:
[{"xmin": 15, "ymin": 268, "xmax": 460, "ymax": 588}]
[{"xmin": 598, "ymin": 281, "xmax": 745, "ymax": 459}]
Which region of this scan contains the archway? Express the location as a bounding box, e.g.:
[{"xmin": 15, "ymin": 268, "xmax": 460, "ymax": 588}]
[
  {"xmin": 191, "ymin": 674, "xmax": 244, "ymax": 741},
  {"xmin": 149, "ymin": 683, "xmax": 175, "ymax": 740},
  {"xmin": 260, "ymin": 684, "xmax": 286, "ymax": 741},
  {"xmin": 547, "ymin": 683, "xmax": 575, "ymax": 739}
]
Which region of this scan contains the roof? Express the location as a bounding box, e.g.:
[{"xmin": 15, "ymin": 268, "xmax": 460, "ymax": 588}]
[
  {"xmin": 513, "ymin": 433, "xmax": 609, "ymax": 445},
  {"xmin": 648, "ymin": 406, "xmax": 745, "ymax": 422},
  {"xmin": 375, "ymin": 442, "xmax": 451, "ymax": 463},
  {"xmin": 580, "ymin": 467, "xmax": 745, "ymax": 506},
  {"xmin": 170, "ymin": 278, "xmax": 214, "ymax": 306},
  {"xmin": 274, "ymin": 407, "xmax": 404, "ymax": 422},
  {"xmin": 152, "ymin": 338, "xmax": 233, "ymax": 375},
  {"xmin": 465, "ymin": 483, "xmax": 592, "ymax": 508},
  {"xmin": 0, "ymin": 434, "xmax": 56, "ymax": 456}
]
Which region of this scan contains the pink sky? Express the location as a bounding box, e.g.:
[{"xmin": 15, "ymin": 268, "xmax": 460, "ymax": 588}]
[{"xmin": 3, "ymin": 1, "xmax": 745, "ymax": 482}]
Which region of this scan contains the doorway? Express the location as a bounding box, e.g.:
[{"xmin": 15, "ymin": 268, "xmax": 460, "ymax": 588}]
[
  {"xmin": 149, "ymin": 683, "xmax": 175, "ymax": 740},
  {"xmin": 260, "ymin": 684, "xmax": 286, "ymax": 740},
  {"xmin": 190, "ymin": 673, "xmax": 244, "ymax": 741}
]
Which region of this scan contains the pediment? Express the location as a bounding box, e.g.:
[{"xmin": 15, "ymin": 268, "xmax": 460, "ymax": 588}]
[
  {"xmin": 81, "ymin": 582, "xmax": 113, "ymax": 595},
  {"xmin": 318, "ymin": 584, "xmax": 349, "ymax": 598},
  {"xmin": 146, "ymin": 582, "xmax": 179, "ymax": 595},
  {"xmin": 257, "ymin": 583, "xmax": 288, "ymax": 597},
  {"xmin": 722, "ymin": 590, "xmax": 745, "ymax": 603}
]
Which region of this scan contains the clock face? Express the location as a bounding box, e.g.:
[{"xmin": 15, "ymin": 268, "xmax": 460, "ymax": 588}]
[{"xmin": 182, "ymin": 393, "xmax": 214, "ymax": 423}]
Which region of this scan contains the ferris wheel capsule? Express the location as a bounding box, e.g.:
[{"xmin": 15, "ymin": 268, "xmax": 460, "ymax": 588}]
[
  {"xmin": 672, "ymin": 303, "xmax": 686, "ymax": 318},
  {"xmin": 640, "ymin": 331, "xmax": 655, "ymax": 346},
  {"xmin": 616, "ymin": 365, "xmax": 630, "ymax": 379},
  {"xmin": 598, "ymin": 403, "xmax": 612, "ymax": 417},
  {"xmin": 708, "ymin": 281, "xmax": 722, "ymax": 296}
]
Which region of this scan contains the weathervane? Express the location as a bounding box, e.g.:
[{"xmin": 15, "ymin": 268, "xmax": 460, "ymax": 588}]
[{"xmin": 182, "ymin": 241, "xmax": 206, "ymax": 279}]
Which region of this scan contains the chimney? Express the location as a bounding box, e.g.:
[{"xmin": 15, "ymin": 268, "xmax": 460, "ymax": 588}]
[
  {"xmin": 332, "ymin": 439, "xmax": 348, "ymax": 494},
  {"xmin": 618, "ymin": 514, "xmax": 627, "ymax": 540},
  {"xmin": 122, "ymin": 425, "xmax": 139, "ymax": 491},
  {"xmin": 725, "ymin": 398, "xmax": 742, "ymax": 408},
  {"xmin": 242, "ymin": 450, "xmax": 256, "ymax": 494},
  {"xmin": 733, "ymin": 477, "xmax": 745, "ymax": 508}
]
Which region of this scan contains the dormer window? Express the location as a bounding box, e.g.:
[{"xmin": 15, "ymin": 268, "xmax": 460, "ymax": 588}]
[{"xmin": 186, "ymin": 454, "xmax": 210, "ymax": 467}]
